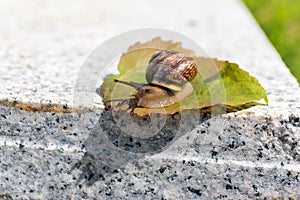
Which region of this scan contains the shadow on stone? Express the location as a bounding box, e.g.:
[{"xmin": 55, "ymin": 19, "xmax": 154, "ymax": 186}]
[{"xmin": 73, "ymin": 109, "xmax": 210, "ymax": 185}]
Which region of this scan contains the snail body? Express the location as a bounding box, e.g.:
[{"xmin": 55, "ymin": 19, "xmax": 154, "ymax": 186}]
[{"xmin": 111, "ymin": 50, "xmax": 198, "ymax": 109}]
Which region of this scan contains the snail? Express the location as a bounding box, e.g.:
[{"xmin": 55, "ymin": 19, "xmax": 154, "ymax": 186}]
[{"xmin": 105, "ymin": 50, "xmax": 198, "ymax": 110}]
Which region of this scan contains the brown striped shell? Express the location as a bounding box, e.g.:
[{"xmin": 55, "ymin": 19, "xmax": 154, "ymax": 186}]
[{"xmin": 146, "ymin": 50, "xmax": 198, "ymax": 91}]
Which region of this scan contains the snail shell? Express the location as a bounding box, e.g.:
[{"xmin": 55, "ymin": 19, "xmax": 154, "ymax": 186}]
[{"xmin": 146, "ymin": 50, "xmax": 198, "ymax": 91}]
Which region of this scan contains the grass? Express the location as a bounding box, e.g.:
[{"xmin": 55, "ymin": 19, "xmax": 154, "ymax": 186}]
[{"xmin": 243, "ymin": 0, "xmax": 300, "ymax": 84}]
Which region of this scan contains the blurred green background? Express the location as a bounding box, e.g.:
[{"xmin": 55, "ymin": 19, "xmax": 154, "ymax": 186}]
[{"xmin": 243, "ymin": 0, "xmax": 300, "ymax": 84}]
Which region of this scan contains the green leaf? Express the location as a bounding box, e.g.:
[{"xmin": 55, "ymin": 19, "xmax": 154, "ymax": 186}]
[{"xmin": 100, "ymin": 38, "xmax": 268, "ymax": 116}]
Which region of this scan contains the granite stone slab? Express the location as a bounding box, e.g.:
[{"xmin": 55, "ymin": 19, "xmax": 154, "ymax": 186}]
[{"xmin": 0, "ymin": 0, "xmax": 300, "ymax": 199}]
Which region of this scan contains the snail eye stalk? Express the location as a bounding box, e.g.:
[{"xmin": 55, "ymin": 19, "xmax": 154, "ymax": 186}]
[
  {"xmin": 102, "ymin": 79, "xmax": 143, "ymax": 112},
  {"xmin": 113, "ymin": 79, "xmax": 143, "ymax": 89}
]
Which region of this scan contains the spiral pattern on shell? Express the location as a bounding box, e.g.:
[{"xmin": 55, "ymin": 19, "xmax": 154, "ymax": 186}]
[{"xmin": 145, "ymin": 50, "xmax": 198, "ymax": 91}]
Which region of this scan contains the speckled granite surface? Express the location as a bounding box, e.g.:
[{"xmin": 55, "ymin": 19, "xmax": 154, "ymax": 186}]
[{"xmin": 0, "ymin": 0, "xmax": 300, "ymax": 199}]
